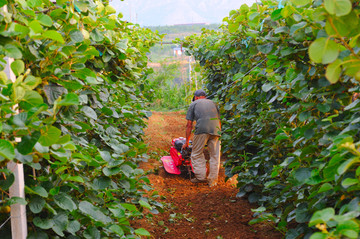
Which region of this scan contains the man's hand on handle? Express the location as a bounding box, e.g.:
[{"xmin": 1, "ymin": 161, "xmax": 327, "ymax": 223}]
[{"xmin": 183, "ymin": 120, "xmax": 193, "ymax": 150}]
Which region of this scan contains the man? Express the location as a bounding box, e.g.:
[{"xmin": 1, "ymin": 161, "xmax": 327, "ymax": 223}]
[{"xmin": 182, "ymin": 89, "xmax": 221, "ymax": 187}]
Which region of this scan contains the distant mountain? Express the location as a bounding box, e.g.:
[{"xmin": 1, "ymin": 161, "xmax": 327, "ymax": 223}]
[{"xmin": 110, "ymin": 0, "xmax": 257, "ymax": 26}]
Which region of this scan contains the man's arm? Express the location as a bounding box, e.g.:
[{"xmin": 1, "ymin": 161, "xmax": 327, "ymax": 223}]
[{"xmin": 183, "ymin": 120, "xmax": 193, "ymax": 149}]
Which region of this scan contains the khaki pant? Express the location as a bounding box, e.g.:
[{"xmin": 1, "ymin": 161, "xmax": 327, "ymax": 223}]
[{"xmin": 191, "ymin": 134, "xmax": 221, "ymax": 181}]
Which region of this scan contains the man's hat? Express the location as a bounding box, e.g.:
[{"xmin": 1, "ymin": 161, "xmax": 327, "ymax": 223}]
[{"xmin": 192, "ymin": 89, "xmax": 207, "ymax": 101}]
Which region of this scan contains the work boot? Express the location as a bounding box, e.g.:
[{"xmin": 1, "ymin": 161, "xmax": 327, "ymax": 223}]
[
  {"xmin": 208, "ymin": 179, "xmax": 218, "ymax": 187},
  {"xmin": 190, "ymin": 178, "xmax": 206, "ymax": 183}
]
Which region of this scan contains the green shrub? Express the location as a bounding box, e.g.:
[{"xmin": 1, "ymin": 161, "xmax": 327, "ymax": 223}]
[
  {"xmin": 181, "ymin": 0, "xmax": 360, "ymax": 238},
  {"xmin": 146, "ymin": 60, "xmax": 200, "ymax": 111},
  {"xmin": 0, "ymin": 0, "xmax": 161, "ymax": 238}
]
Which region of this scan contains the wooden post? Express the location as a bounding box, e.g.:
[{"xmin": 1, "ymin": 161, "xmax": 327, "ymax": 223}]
[
  {"xmin": 189, "ymin": 56, "xmax": 192, "ymax": 91},
  {"xmin": 7, "ymin": 162, "xmax": 27, "ymax": 239},
  {"xmin": 2, "ymin": 5, "xmax": 28, "ymax": 238}
]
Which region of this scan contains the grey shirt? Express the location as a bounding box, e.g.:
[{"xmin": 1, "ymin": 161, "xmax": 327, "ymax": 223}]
[{"xmin": 186, "ymin": 98, "xmax": 221, "ymax": 136}]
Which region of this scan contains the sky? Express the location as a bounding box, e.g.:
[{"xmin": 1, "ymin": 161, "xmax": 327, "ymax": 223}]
[{"xmin": 110, "ymin": 0, "xmax": 258, "ymax": 26}]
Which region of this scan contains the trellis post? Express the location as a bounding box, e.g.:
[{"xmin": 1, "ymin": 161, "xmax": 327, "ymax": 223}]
[{"xmin": 2, "ymin": 4, "xmax": 28, "ymax": 239}]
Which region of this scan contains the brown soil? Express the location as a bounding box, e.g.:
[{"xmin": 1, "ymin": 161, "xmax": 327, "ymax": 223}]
[{"xmin": 137, "ymin": 111, "xmax": 283, "ymax": 239}]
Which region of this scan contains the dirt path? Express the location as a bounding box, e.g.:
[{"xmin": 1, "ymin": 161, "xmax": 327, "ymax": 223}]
[{"xmin": 138, "ymin": 111, "xmax": 283, "ymax": 239}]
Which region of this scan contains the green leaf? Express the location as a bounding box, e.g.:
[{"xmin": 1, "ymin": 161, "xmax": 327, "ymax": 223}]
[
  {"xmin": 23, "ymin": 75, "xmax": 42, "ymax": 90},
  {"xmin": 29, "ymin": 20, "xmax": 43, "ymax": 34},
  {"xmin": 294, "ymin": 168, "xmax": 311, "ymax": 183},
  {"xmin": 67, "ymin": 220, "xmax": 81, "ymax": 235},
  {"xmin": 90, "ymin": 29, "xmax": 104, "ymax": 42},
  {"xmin": 326, "ymin": 59, "xmax": 342, "ymax": 84},
  {"xmin": 324, "ymin": 0, "xmax": 352, "ymax": 17},
  {"xmin": 248, "ymin": 12, "xmax": 259, "ymax": 21},
  {"xmin": 33, "ymin": 217, "xmax": 54, "ymax": 229},
  {"xmin": 55, "ymin": 166, "xmax": 67, "ymax": 175},
  {"xmin": 290, "ymin": 0, "xmax": 311, "ymax": 6},
  {"xmin": 0, "ymin": 171, "xmax": 14, "ymax": 190},
  {"xmin": 109, "ymin": 224, "xmax": 124, "ymax": 236},
  {"xmin": 338, "ymin": 158, "xmax": 359, "ymax": 175},
  {"xmin": 79, "ymin": 201, "xmax": 112, "ymax": 224},
  {"xmin": 39, "ymin": 126, "xmax": 62, "ymax": 146},
  {"xmin": 0, "ymin": 139, "xmax": 15, "ymax": 160},
  {"xmin": 309, "ymin": 208, "xmax": 335, "ymax": 226},
  {"xmin": 66, "ymin": 220, "xmax": 81, "ymax": 236},
  {"xmin": 7, "ymin": 196, "xmax": 27, "ymax": 205},
  {"xmin": 10, "ymin": 60, "xmax": 25, "ymax": 76},
  {"xmin": 49, "ymin": 186, "xmax": 60, "ymax": 196},
  {"xmin": 134, "ymin": 228, "xmax": 151, "ymax": 236},
  {"xmin": 349, "ymin": 34, "xmax": 360, "ymax": 48},
  {"xmin": 42, "ymin": 30, "xmax": 64, "ymax": 43},
  {"xmin": 341, "ymin": 178, "xmax": 358, "ymax": 188},
  {"xmin": 37, "ymin": 14, "xmax": 53, "ymax": 27},
  {"xmin": 109, "ymin": 207, "xmax": 125, "ymax": 218},
  {"xmin": 309, "ymin": 38, "xmax": 339, "ymax": 64},
  {"xmin": 33, "ymin": 186, "xmax": 48, "ymax": 197},
  {"xmin": 261, "ymin": 83, "xmax": 274, "ymax": 92},
  {"xmin": 75, "ymin": 1, "xmax": 89, "ymax": 12},
  {"xmin": 228, "ymin": 23, "xmax": 239, "ymax": 33},
  {"xmin": 44, "ymin": 202, "xmax": 56, "ymax": 215},
  {"xmin": 84, "ymin": 227, "xmax": 100, "ymax": 239},
  {"xmin": 12, "ymin": 112, "xmax": 27, "ymax": 126},
  {"xmin": 271, "ymin": 9, "xmax": 283, "ymax": 21},
  {"xmin": 327, "ymin": 12, "xmax": 358, "ymax": 37},
  {"xmin": 317, "ymin": 104, "xmax": 331, "ymax": 113},
  {"xmin": 71, "ymin": 63, "xmax": 85, "ymax": 70},
  {"xmin": 0, "ymin": 0, "xmax": 7, "ymax": 8},
  {"xmin": 14, "ymin": 23, "xmax": 30, "ymax": 37},
  {"xmin": 69, "ymin": 29, "xmax": 84, "ymax": 43},
  {"xmin": 121, "ymin": 203, "xmax": 138, "ymax": 212},
  {"xmin": 103, "ymin": 167, "xmax": 121, "ymax": 176},
  {"xmin": 58, "ymin": 93, "xmax": 79, "ymax": 106},
  {"xmin": 337, "ymin": 220, "xmax": 359, "ymax": 238},
  {"xmin": 341, "ymin": 230, "xmax": 358, "ymax": 239},
  {"xmin": 290, "ymin": 22, "xmax": 307, "ymax": 36},
  {"xmin": 249, "ymin": 217, "xmax": 265, "ymax": 225},
  {"xmin": 29, "ymin": 196, "xmax": 45, "ymax": 213},
  {"xmin": 14, "ymin": 85, "xmax": 26, "ymax": 102},
  {"xmin": 17, "ymin": 131, "xmax": 41, "ymax": 155},
  {"xmin": 92, "ymin": 176, "xmax": 111, "ymax": 190},
  {"xmin": 4, "ymin": 44, "xmax": 22, "ymax": 59},
  {"xmin": 296, "ymin": 204, "xmax": 310, "ymax": 223},
  {"xmin": 54, "ymin": 193, "xmax": 77, "ymax": 211},
  {"xmin": 68, "ymin": 176, "xmax": 84, "ymax": 183},
  {"xmin": 275, "ymin": 134, "xmax": 289, "ymax": 141},
  {"xmin": 56, "ymin": 135, "xmax": 71, "ymax": 144},
  {"xmin": 99, "ymin": 150, "xmax": 111, "ymax": 162},
  {"xmin": 105, "ymin": 5, "xmax": 116, "ymax": 14},
  {"xmin": 27, "ymin": 0, "xmax": 42, "ymax": 8},
  {"xmin": 318, "ymin": 183, "xmax": 333, "ymax": 193},
  {"xmin": 43, "ymin": 84, "xmax": 67, "ymax": 104},
  {"xmin": 53, "ymin": 212, "xmax": 68, "ymax": 236},
  {"xmin": 304, "ymin": 129, "xmax": 314, "ymax": 139},
  {"xmin": 275, "ymin": 26, "xmax": 289, "ymax": 35},
  {"xmin": 309, "ymin": 232, "xmax": 328, "ymax": 239},
  {"xmin": 20, "ymin": 90, "xmax": 44, "ymax": 110},
  {"xmin": 299, "ymin": 111, "xmax": 311, "ymax": 122},
  {"xmin": 139, "ymin": 200, "xmax": 152, "ymax": 210},
  {"xmin": 73, "ymin": 68, "xmax": 96, "ymax": 80},
  {"xmin": 116, "ymin": 39, "xmax": 128, "ymax": 52},
  {"xmin": 82, "ymin": 106, "xmax": 97, "ymax": 120},
  {"xmin": 257, "ymin": 44, "xmax": 273, "ymax": 54},
  {"xmin": 63, "ymin": 142, "xmax": 76, "ymax": 150}
]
